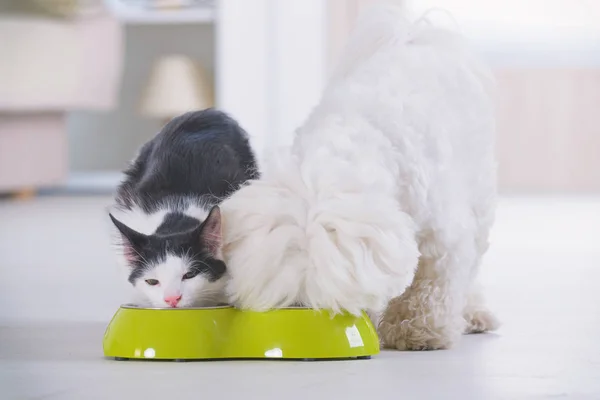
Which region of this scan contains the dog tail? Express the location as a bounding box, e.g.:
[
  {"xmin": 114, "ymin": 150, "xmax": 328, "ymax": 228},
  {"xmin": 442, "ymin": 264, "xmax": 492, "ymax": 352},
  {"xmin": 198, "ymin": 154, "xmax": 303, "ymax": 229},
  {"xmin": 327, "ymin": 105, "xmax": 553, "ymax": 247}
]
[
  {"xmin": 327, "ymin": 0, "xmax": 492, "ymax": 92},
  {"xmin": 327, "ymin": 0, "xmax": 409, "ymax": 84}
]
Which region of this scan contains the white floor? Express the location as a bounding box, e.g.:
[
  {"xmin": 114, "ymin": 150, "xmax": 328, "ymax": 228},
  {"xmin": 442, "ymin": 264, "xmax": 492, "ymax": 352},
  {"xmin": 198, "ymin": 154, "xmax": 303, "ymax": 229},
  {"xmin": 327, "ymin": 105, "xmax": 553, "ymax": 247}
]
[{"xmin": 1, "ymin": 195, "xmax": 599, "ymax": 400}]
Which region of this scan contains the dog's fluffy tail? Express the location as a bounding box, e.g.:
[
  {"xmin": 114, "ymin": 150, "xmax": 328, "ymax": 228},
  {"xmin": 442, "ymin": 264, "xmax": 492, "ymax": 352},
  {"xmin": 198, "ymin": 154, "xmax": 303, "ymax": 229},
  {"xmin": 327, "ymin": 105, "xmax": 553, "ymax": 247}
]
[{"xmin": 328, "ymin": 0, "xmax": 409, "ymax": 85}]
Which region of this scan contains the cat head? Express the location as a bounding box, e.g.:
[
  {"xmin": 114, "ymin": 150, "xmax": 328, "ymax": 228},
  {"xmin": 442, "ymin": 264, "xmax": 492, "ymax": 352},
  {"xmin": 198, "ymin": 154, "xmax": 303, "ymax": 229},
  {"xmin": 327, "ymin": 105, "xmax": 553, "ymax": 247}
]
[{"xmin": 109, "ymin": 206, "xmax": 227, "ymax": 308}]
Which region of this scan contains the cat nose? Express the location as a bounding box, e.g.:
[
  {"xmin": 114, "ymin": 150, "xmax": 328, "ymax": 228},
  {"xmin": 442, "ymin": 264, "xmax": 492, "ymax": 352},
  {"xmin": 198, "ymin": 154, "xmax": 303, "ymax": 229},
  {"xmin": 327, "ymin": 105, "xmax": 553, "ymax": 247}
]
[{"xmin": 164, "ymin": 295, "xmax": 182, "ymax": 307}]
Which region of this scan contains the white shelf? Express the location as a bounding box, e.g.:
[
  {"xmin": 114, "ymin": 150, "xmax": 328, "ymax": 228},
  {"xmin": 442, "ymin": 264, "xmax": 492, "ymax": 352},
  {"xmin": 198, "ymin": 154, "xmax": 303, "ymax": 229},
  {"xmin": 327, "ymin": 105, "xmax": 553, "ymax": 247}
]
[{"xmin": 106, "ymin": 1, "xmax": 215, "ymax": 25}]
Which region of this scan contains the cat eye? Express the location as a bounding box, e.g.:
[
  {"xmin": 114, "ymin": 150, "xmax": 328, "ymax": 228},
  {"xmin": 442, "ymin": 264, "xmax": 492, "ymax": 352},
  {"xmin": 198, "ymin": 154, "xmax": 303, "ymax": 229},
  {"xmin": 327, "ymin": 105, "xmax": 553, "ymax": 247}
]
[
  {"xmin": 145, "ymin": 279, "xmax": 159, "ymax": 286},
  {"xmin": 182, "ymin": 271, "xmax": 199, "ymax": 280}
]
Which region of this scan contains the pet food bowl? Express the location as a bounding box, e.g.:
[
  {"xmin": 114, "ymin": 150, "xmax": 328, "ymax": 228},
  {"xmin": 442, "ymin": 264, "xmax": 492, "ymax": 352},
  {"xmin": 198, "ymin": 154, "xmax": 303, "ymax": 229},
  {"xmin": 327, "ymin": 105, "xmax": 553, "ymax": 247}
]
[{"xmin": 103, "ymin": 305, "xmax": 379, "ymax": 361}]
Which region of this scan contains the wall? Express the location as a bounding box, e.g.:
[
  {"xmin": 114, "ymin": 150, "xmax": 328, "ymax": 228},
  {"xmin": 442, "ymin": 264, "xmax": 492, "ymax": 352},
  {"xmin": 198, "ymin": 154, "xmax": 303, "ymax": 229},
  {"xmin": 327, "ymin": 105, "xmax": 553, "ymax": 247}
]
[
  {"xmin": 217, "ymin": 0, "xmax": 326, "ymax": 164},
  {"xmin": 496, "ymin": 69, "xmax": 600, "ymax": 193},
  {"xmin": 67, "ymin": 24, "xmax": 214, "ymax": 172}
]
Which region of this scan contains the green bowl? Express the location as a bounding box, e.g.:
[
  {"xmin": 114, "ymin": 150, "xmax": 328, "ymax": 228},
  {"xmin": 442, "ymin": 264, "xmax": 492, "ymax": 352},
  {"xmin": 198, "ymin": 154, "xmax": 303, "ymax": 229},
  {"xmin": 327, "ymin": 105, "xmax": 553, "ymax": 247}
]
[{"xmin": 103, "ymin": 305, "xmax": 379, "ymax": 361}]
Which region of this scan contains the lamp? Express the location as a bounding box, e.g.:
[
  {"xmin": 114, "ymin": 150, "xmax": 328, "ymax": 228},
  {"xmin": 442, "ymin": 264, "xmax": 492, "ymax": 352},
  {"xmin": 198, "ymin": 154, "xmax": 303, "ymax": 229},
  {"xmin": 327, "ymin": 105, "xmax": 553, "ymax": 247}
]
[{"xmin": 140, "ymin": 55, "xmax": 213, "ymax": 123}]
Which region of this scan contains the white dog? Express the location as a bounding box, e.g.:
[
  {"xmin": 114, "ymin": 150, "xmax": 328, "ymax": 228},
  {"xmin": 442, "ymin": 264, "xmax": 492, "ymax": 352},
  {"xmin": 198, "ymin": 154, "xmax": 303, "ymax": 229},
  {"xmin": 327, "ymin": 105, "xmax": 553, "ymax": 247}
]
[{"xmin": 221, "ymin": 1, "xmax": 499, "ymax": 350}]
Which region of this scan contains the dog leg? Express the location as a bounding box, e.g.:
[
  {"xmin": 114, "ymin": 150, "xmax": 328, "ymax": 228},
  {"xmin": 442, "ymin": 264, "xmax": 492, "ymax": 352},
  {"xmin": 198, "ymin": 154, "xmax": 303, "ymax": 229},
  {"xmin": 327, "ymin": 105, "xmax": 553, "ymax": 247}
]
[
  {"xmin": 463, "ymin": 282, "xmax": 500, "ymax": 334},
  {"xmin": 463, "ymin": 210, "xmax": 500, "ymax": 334},
  {"xmin": 378, "ymin": 231, "xmax": 474, "ymax": 350}
]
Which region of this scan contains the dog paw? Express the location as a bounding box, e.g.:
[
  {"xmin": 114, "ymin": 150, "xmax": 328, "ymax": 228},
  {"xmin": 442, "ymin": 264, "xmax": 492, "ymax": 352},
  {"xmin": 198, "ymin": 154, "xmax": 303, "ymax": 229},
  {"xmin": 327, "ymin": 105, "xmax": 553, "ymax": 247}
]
[
  {"xmin": 378, "ymin": 319, "xmax": 462, "ymax": 351},
  {"xmin": 464, "ymin": 308, "xmax": 500, "ymax": 334},
  {"xmin": 378, "ymin": 287, "xmax": 466, "ymax": 350}
]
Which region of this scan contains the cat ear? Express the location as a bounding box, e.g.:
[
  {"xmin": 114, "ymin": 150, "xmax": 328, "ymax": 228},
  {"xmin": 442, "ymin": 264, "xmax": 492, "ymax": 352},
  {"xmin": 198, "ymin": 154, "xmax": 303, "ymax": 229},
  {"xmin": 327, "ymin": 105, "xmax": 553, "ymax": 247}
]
[
  {"xmin": 109, "ymin": 214, "xmax": 148, "ymax": 263},
  {"xmin": 198, "ymin": 206, "xmax": 222, "ymax": 258}
]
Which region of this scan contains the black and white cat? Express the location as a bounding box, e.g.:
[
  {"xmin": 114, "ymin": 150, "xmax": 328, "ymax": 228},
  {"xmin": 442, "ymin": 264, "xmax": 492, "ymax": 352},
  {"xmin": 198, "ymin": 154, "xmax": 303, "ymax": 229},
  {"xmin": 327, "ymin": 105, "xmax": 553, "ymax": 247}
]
[{"xmin": 109, "ymin": 109, "xmax": 259, "ymax": 308}]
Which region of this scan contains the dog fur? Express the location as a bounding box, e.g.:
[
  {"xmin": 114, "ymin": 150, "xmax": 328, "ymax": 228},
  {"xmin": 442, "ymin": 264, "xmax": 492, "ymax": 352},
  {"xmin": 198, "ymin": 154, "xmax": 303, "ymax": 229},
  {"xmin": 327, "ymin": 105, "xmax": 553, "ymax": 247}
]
[{"xmin": 221, "ymin": 0, "xmax": 499, "ymax": 350}]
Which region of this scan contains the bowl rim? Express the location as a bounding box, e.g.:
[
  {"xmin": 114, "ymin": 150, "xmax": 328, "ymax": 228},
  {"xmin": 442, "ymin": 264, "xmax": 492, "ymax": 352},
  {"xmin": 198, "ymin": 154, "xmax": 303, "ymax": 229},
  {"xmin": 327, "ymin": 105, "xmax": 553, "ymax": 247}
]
[
  {"xmin": 120, "ymin": 303, "xmax": 234, "ymax": 310},
  {"xmin": 119, "ymin": 304, "xmax": 321, "ymax": 311}
]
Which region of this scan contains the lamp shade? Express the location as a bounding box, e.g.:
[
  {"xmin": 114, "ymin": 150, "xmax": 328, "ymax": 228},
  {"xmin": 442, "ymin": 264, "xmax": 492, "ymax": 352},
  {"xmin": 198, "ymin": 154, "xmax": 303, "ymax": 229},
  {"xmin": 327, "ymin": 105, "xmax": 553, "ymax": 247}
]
[{"xmin": 140, "ymin": 55, "xmax": 212, "ymax": 119}]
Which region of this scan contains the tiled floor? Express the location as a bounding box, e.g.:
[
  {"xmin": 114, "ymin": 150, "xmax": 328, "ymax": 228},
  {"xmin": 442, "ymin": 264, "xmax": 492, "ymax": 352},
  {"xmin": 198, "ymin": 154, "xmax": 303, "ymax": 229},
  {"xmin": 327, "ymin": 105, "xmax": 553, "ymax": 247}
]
[{"xmin": 1, "ymin": 195, "xmax": 599, "ymax": 399}]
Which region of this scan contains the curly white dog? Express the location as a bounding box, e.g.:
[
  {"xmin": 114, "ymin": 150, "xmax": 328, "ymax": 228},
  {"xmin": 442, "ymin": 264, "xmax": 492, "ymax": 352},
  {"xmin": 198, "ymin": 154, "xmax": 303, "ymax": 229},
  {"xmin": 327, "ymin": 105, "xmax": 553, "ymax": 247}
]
[{"xmin": 221, "ymin": 0, "xmax": 500, "ymax": 350}]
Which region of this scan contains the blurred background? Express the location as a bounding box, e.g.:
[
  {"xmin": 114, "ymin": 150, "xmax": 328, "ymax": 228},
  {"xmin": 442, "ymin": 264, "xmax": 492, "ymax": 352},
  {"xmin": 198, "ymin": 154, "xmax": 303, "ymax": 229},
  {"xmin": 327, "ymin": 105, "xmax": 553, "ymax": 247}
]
[{"xmin": 0, "ymin": 0, "xmax": 599, "ymax": 323}]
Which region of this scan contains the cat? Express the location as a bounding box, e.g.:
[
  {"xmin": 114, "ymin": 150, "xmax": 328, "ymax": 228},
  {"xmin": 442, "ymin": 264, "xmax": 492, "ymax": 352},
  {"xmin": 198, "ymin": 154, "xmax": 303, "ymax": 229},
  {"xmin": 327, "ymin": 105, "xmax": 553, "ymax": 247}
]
[{"xmin": 109, "ymin": 109, "xmax": 259, "ymax": 308}]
